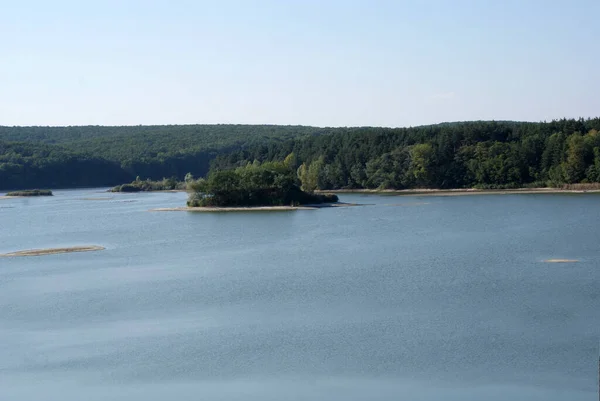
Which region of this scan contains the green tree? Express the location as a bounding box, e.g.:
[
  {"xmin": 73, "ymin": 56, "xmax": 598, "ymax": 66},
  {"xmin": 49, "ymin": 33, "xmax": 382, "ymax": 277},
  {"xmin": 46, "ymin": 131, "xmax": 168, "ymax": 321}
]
[
  {"xmin": 409, "ymin": 143, "xmax": 434, "ymax": 187},
  {"xmin": 584, "ymin": 147, "xmax": 600, "ymax": 182},
  {"xmin": 349, "ymin": 163, "xmax": 367, "ymax": 188},
  {"xmin": 298, "ymin": 157, "xmax": 325, "ymax": 192},
  {"xmin": 541, "ymin": 132, "xmax": 566, "ymax": 179},
  {"xmin": 283, "ymin": 152, "xmax": 297, "ymax": 169},
  {"xmin": 562, "ymin": 133, "xmax": 587, "ymax": 183}
]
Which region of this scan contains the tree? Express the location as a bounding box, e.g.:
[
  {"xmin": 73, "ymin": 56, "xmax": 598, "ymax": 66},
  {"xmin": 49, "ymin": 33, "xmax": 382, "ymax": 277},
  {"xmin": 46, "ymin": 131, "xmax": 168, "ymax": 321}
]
[
  {"xmin": 283, "ymin": 152, "xmax": 297, "ymax": 169},
  {"xmin": 297, "ymin": 157, "xmax": 325, "ymax": 192},
  {"xmin": 562, "ymin": 133, "xmax": 587, "ymax": 183},
  {"xmin": 409, "ymin": 143, "xmax": 434, "ymax": 187},
  {"xmin": 349, "ymin": 163, "xmax": 367, "ymax": 188},
  {"xmin": 541, "ymin": 132, "xmax": 566, "ymax": 178},
  {"xmin": 584, "ymin": 147, "xmax": 600, "ymax": 182}
]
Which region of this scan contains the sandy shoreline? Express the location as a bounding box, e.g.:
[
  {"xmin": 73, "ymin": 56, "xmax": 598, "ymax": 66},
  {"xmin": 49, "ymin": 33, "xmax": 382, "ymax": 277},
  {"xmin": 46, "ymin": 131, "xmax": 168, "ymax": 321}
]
[
  {"xmin": 318, "ymin": 188, "xmax": 600, "ymax": 197},
  {"xmin": 0, "ymin": 246, "xmax": 105, "ymax": 257},
  {"xmin": 150, "ymin": 203, "xmax": 359, "ymax": 212},
  {"xmin": 0, "ymin": 196, "xmax": 21, "ymax": 199}
]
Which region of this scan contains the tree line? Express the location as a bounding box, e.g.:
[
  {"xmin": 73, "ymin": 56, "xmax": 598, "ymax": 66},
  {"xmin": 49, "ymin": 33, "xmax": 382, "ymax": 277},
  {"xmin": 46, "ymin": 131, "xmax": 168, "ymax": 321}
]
[
  {"xmin": 211, "ymin": 119, "xmax": 600, "ymax": 190},
  {"xmin": 0, "ymin": 125, "xmax": 320, "ymax": 190},
  {"xmin": 2, "ymin": 119, "xmax": 600, "ymax": 190}
]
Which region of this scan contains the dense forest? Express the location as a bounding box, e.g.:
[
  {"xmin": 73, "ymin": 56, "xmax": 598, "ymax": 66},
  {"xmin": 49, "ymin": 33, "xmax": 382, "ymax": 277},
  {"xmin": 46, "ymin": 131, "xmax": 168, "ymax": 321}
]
[
  {"xmin": 0, "ymin": 141, "xmax": 131, "ymax": 190},
  {"xmin": 1, "ymin": 119, "xmax": 600, "ymax": 190},
  {"xmin": 211, "ymin": 118, "xmax": 600, "ymax": 190},
  {"xmin": 0, "ymin": 125, "xmax": 321, "ymax": 190}
]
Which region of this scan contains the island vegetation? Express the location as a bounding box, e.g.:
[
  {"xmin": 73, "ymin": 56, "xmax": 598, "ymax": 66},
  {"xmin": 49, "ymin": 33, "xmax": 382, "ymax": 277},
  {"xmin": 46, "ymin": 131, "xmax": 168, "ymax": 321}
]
[
  {"xmin": 5, "ymin": 189, "xmax": 53, "ymax": 197},
  {"xmin": 110, "ymin": 176, "xmax": 187, "ymax": 193},
  {"xmin": 187, "ymin": 154, "xmax": 338, "ymax": 207},
  {"xmin": 2, "ymin": 118, "xmax": 600, "ymax": 191}
]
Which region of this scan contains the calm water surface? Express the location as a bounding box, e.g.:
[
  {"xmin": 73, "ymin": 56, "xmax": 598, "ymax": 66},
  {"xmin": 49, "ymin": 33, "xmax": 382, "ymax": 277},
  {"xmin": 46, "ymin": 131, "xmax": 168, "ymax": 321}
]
[{"xmin": 0, "ymin": 189, "xmax": 598, "ymax": 400}]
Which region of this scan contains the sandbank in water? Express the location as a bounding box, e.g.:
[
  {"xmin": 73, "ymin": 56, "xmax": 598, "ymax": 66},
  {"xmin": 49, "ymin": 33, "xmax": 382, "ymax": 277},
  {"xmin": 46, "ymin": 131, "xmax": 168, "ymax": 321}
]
[{"xmin": 0, "ymin": 246, "xmax": 105, "ymax": 257}]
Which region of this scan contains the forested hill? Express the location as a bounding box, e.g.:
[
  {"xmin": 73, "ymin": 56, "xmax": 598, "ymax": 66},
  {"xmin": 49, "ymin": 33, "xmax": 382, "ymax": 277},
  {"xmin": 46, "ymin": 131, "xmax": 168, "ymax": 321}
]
[
  {"xmin": 1, "ymin": 119, "xmax": 600, "ymax": 190},
  {"xmin": 0, "ymin": 141, "xmax": 132, "ymax": 190},
  {"xmin": 0, "ymin": 124, "xmax": 320, "ymax": 149},
  {"xmin": 211, "ymin": 118, "xmax": 600, "ymax": 190},
  {"xmin": 0, "ymin": 125, "xmax": 322, "ymax": 190}
]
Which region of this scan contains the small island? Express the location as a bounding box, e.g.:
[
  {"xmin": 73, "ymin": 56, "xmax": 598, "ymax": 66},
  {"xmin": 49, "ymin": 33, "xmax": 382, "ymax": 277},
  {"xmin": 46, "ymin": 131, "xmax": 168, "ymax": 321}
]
[
  {"xmin": 187, "ymin": 156, "xmax": 338, "ymax": 208},
  {"xmin": 110, "ymin": 176, "xmax": 186, "ymax": 193},
  {"xmin": 5, "ymin": 189, "xmax": 53, "ymax": 197}
]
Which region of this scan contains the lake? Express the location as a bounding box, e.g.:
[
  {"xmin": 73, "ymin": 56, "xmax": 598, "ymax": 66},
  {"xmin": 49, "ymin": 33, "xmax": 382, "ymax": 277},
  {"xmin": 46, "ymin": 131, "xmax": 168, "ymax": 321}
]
[{"xmin": 0, "ymin": 189, "xmax": 598, "ymax": 401}]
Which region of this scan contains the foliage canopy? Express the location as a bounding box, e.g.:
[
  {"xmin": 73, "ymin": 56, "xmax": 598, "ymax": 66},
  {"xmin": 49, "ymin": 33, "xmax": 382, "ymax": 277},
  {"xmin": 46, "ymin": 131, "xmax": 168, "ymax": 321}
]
[{"xmin": 2, "ymin": 119, "xmax": 600, "ymax": 191}]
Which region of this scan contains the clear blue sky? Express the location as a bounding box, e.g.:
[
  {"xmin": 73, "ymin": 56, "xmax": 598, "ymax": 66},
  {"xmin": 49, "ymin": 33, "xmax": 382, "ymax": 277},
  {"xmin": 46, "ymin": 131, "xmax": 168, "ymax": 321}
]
[{"xmin": 1, "ymin": 0, "xmax": 598, "ymax": 127}]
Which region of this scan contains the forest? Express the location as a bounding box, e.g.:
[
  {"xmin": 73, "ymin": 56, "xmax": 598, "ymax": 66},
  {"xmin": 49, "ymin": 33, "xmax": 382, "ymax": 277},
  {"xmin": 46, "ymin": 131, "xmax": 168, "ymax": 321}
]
[
  {"xmin": 1, "ymin": 119, "xmax": 600, "ymax": 191},
  {"xmin": 0, "ymin": 125, "xmax": 320, "ymax": 190},
  {"xmin": 211, "ymin": 118, "xmax": 600, "ymax": 190}
]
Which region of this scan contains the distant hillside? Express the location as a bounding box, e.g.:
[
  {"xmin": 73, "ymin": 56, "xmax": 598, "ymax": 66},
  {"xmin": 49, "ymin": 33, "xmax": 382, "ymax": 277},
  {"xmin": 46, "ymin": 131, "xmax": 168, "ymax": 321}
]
[
  {"xmin": 1, "ymin": 119, "xmax": 600, "ymax": 190},
  {"xmin": 0, "ymin": 125, "xmax": 322, "ymax": 189},
  {"xmin": 210, "ymin": 118, "xmax": 600, "ymax": 190},
  {"xmin": 0, "ymin": 141, "xmax": 131, "ymax": 190}
]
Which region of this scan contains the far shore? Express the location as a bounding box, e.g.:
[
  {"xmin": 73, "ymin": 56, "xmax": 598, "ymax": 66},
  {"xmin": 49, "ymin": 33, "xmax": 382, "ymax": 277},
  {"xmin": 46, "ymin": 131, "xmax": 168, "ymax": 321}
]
[
  {"xmin": 108, "ymin": 189, "xmax": 188, "ymax": 194},
  {"xmin": 150, "ymin": 203, "xmax": 360, "ymax": 212},
  {"xmin": 317, "ymin": 188, "xmax": 600, "ymax": 197},
  {"xmin": 0, "ymin": 246, "xmax": 105, "ymax": 258}
]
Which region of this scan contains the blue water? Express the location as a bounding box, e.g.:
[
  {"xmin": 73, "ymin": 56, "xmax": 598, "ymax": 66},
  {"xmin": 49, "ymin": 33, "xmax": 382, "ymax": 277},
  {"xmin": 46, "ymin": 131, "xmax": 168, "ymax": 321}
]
[{"xmin": 0, "ymin": 189, "xmax": 598, "ymax": 400}]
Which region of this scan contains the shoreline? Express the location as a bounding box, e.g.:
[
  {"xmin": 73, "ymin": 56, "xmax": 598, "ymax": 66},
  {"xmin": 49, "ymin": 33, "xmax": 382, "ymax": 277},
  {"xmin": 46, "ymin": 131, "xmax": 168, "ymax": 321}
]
[
  {"xmin": 108, "ymin": 189, "xmax": 188, "ymax": 194},
  {"xmin": 317, "ymin": 188, "xmax": 600, "ymax": 197},
  {"xmin": 0, "ymin": 246, "xmax": 105, "ymax": 258},
  {"xmin": 150, "ymin": 203, "xmax": 359, "ymax": 212}
]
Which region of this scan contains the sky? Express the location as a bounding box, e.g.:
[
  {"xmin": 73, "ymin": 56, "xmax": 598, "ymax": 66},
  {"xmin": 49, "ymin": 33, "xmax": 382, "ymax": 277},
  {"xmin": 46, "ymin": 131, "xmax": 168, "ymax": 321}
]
[{"xmin": 0, "ymin": 0, "xmax": 598, "ymax": 127}]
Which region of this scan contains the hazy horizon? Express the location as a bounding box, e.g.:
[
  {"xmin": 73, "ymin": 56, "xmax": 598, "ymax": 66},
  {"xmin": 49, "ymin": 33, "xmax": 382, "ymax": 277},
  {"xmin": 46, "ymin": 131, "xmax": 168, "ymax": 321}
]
[
  {"xmin": 2, "ymin": 0, "xmax": 598, "ymax": 127},
  {"xmin": 1, "ymin": 116, "xmax": 597, "ymax": 130}
]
